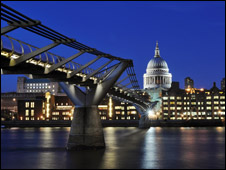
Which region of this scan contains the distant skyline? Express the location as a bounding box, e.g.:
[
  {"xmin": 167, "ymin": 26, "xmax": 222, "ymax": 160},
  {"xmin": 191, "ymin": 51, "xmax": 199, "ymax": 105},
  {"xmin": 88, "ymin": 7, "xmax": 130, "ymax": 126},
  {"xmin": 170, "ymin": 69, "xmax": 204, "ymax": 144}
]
[{"xmin": 1, "ymin": 1, "xmax": 225, "ymax": 92}]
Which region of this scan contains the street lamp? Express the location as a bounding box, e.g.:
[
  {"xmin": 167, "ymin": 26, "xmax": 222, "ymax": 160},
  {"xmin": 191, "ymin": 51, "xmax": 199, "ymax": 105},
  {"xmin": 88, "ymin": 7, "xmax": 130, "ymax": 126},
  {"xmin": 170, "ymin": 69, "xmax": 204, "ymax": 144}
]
[{"xmin": 218, "ymin": 110, "xmax": 222, "ymax": 119}]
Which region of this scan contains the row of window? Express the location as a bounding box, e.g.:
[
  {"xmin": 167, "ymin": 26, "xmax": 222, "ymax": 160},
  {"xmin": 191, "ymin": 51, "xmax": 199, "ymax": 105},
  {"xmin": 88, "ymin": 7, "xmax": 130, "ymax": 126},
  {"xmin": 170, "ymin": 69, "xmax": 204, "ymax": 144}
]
[
  {"xmin": 26, "ymin": 83, "xmax": 55, "ymax": 87},
  {"xmin": 163, "ymin": 106, "xmax": 225, "ymax": 111},
  {"xmin": 164, "ymin": 101, "xmax": 225, "ymax": 105},
  {"xmin": 25, "ymin": 102, "xmax": 35, "ymax": 108},
  {"xmin": 163, "ymin": 96, "xmax": 225, "ymax": 100},
  {"xmin": 100, "ymin": 116, "xmax": 136, "ymax": 120},
  {"xmin": 25, "ymin": 90, "xmax": 55, "ymax": 93}
]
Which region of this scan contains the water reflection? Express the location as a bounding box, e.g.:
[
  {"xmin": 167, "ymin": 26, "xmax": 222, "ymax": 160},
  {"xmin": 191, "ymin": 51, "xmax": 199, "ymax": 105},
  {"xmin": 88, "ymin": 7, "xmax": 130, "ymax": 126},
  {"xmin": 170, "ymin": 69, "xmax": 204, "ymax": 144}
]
[{"xmin": 1, "ymin": 127, "xmax": 225, "ymax": 169}]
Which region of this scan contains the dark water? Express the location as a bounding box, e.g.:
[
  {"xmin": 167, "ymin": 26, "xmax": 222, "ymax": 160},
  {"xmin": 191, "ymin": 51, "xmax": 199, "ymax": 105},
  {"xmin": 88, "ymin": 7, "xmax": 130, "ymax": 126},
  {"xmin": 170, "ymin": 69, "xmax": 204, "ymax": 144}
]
[{"xmin": 1, "ymin": 127, "xmax": 225, "ymax": 169}]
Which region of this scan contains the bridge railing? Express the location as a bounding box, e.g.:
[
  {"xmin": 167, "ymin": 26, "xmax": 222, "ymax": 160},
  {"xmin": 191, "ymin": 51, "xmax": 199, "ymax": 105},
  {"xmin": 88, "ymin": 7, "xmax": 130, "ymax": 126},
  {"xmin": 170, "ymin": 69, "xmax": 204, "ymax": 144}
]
[
  {"xmin": 1, "ymin": 2, "xmax": 140, "ymax": 90},
  {"xmin": 1, "ymin": 34, "xmax": 103, "ymax": 78}
]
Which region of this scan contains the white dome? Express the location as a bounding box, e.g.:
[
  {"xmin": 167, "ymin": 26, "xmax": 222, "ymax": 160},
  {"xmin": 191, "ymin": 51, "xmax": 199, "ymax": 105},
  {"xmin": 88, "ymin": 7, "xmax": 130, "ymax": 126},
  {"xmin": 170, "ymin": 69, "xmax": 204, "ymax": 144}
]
[
  {"xmin": 143, "ymin": 41, "xmax": 172, "ymax": 90},
  {"xmin": 147, "ymin": 57, "xmax": 168, "ymax": 69}
]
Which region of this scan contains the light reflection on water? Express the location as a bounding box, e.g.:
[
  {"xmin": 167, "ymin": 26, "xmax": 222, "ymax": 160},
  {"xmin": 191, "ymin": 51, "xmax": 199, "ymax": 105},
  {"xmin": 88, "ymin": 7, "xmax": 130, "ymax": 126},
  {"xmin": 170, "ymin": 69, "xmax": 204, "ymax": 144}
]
[{"xmin": 1, "ymin": 127, "xmax": 225, "ymax": 169}]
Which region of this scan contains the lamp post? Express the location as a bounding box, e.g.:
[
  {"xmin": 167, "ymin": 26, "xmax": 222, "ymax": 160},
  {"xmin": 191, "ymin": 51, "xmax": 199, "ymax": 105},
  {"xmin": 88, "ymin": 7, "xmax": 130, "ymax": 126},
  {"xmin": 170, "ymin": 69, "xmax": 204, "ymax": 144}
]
[{"xmin": 218, "ymin": 110, "xmax": 222, "ymax": 120}]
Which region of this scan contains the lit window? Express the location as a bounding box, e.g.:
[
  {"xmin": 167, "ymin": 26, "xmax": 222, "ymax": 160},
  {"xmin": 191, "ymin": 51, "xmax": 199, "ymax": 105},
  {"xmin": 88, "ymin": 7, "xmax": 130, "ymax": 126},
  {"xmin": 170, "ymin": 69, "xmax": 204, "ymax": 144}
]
[
  {"xmin": 170, "ymin": 96, "xmax": 175, "ymax": 100},
  {"xmin": 31, "ymin": 102, "xmax": 35, "ymax": 108},
  {"xmin": 206, "ymin": 96, "xmax": 211, "ymax": 100},
  {"xmin": 31, "ymin": 110, "xmax": 34, "ymax": 116},
  {"xmin": 214, "ymin": 106, "xmax": 219, "ymax": 110},
  {"xmin": 25, "ymin": 102, "xmax": 29, "ymax": 108},
  {"xmin": 25, "ymin": 110, "xmax": 29, "ymax": 116},
  {"xmin": 220, "ymin": 101, "xmax": 225, "ymax": 104},
  {"xmin": 163, "ymin": 97, "xmax": 168, "ymax": 100},
  {"xmin": 214, "ymin": 96, "xmax": 219, "ymax": 99},
  {"xmin": 207, "ymin": 107, "xmax": 211, "ymax": 110}
]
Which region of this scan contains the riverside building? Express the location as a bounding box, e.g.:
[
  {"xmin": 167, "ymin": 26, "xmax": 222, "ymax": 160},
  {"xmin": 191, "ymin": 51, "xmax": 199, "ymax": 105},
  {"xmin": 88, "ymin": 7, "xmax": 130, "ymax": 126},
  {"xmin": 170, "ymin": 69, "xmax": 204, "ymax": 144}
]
[{"xmin": 161, "ymin": 82, "xmax": 225, "ymax": 120}]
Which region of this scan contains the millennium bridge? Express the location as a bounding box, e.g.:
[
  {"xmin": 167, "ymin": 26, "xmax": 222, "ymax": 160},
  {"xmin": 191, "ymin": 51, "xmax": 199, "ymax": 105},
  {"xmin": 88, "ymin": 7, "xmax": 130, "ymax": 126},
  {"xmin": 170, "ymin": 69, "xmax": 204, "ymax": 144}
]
[{"xmin": 1, "ymin": 3, "xmax": 152, "ymax": 150}]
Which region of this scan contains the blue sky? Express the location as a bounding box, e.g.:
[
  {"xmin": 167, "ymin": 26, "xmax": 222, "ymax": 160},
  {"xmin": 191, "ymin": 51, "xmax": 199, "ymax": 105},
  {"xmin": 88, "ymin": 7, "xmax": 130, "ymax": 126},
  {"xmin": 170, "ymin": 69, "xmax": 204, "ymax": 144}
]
[{"xmin": 1, "ymin": 1, "xmax": 225, "ymax": 92}]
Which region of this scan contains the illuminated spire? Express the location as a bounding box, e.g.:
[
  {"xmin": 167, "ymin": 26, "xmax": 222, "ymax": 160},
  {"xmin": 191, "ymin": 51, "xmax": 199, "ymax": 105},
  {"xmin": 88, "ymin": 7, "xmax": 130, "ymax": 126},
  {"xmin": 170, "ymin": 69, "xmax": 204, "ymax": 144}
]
[{"xmin": 154, "ymin": 41, "xmax": 160, "ymax": 58}]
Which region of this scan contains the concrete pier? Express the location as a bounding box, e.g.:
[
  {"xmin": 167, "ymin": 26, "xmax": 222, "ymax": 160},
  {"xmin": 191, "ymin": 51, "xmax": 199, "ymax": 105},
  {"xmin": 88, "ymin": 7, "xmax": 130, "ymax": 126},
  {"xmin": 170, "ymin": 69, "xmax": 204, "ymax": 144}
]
[
  {"xmin": 138, "ymin": 115, "xmax": 151, "ymax": 129},
  {"xmin": 67, "ymin": 106, "xmax": 105, "ymax": 150}
]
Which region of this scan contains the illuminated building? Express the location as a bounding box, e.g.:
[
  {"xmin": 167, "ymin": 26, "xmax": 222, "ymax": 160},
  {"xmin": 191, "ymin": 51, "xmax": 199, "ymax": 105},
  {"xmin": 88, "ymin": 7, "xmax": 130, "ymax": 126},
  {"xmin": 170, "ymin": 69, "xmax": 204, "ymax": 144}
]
[
  {"xmin": 185, "ymin": 77, "xmax": 194, "ymax": 89},
  {"xmin": 18, "ymin": 99, "xmax": 43, "ymax": 121},
  {"xmin": 161, "ymin": 82, "xmax": 225, "ymax": 120},
  {"xmin": 98, "ymin": 97, "xmax": 139, "ymax": 120},
  {"xmin": 1, "ymin": 92, "xmax": 43, "ymax": 120},
  {"xmin": 17, "ymin": 77, "xmax": 62, "ymax": 95}
]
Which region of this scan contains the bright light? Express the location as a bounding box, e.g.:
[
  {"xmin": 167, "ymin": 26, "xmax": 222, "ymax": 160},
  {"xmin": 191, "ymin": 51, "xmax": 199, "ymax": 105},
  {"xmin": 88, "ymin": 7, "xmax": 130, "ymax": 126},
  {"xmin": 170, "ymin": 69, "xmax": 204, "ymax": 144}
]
[
  {"xmin": 200, "ymin": 88, "xmax": 204, "ymax": 91},
  {"xmin": 148, "ymin": 109, "xmax": 155, "ymax": 119},
  {"xmin": 109, "ymin": 97, "xmax": 113, "ymax": 118}
]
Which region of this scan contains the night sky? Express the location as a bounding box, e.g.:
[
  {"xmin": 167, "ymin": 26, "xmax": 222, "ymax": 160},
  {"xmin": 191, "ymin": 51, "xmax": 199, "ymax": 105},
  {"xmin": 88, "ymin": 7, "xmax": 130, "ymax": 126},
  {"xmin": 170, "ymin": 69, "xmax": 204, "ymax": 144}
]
[{"xmin": 1, "ymin": 1, "xmax": 225, "ymax": 92}]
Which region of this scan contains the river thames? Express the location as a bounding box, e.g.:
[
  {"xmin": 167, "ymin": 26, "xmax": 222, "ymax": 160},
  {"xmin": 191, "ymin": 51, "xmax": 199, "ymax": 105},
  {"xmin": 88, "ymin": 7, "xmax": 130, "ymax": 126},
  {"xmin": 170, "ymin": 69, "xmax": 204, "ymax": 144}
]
[{"xmin": 1, "ymin": 127, "xmax": 225, "ymax": 169}]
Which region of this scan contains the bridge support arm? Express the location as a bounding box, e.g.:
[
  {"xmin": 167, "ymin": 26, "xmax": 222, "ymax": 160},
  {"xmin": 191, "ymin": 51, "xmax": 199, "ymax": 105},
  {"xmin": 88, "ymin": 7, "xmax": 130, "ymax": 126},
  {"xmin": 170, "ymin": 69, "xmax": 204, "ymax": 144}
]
[
  {"xmin": 67, "ymin": 56, "xmax": 101, "ymax": 78},
  {"xmin": 82, "ymin": 59, "xmax": 113, "ymax": 82},
  {"xmin": 59, "ymin": 82, "xmax": 85, "ymax": 107},
  {"xmin": 1, "ymin": 25, "xmax": 19, "ymax": 35},
  {"xmin": 87, "ymin": 62, "xmax": 128, "ymax": 105},
  {"xmin": 44, "ymin": 51, "xmax": 85, "ymax": 74}
]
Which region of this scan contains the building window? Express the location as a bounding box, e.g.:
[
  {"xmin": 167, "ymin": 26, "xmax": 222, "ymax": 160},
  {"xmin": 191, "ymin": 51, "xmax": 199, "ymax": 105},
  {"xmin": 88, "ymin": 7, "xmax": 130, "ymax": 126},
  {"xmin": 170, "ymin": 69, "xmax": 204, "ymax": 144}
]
[
  {"xmin": 170, "ymin": 96, "xmax": 175, "ymax": 100},
  {"xmin": 207, "ymin": 107, "xmax": 211, "ymax": 110},
  {"xmin": 220, "ymin": 96, "xmax": 225, "ymax": 99},
  {"xmin": 25, "ymin": 110, "xmax": 29, "ymax": 116},
  {"xmin": 25, "ymin": 102, "xmax": 29, "ymax": 108},
  {"xmin": 207, "ymin": 101, "xmax": 211, "ymax": 105},
  {"xmin": 31, "ymin": 102, "xmax": 35, "ymax": 108},
  {"xmin": 31, "ymin": 110, "xmax": 34, "ymax": 116},
  {"xmin": 214, "ymin": 96, "xmax": 219, "ymax": 99},
  {"xmin": 163, "ymin": 97, "xmax": 168, "ymax": 100},
  {"xmin": 177, "ymin": 97, "xmax": 181, "ymax": 100},
  {"xmin": 206, "ymin": 96, "xmax": 211, "ymax": 100}
]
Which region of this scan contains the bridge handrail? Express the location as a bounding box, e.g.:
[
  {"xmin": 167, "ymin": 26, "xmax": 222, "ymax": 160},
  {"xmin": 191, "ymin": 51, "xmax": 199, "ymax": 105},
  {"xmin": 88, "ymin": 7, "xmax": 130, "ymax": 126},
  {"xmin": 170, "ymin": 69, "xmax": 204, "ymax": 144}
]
[{"xmin": 1, "ymin": 2, "xmax": 140, "ymax": 89}]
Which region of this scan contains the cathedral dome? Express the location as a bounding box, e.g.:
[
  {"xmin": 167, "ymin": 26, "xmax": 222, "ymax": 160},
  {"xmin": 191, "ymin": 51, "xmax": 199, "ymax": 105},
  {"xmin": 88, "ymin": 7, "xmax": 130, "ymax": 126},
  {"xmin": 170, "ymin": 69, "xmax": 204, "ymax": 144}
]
[
  {"xmin": 147, "ymin": 57, "xmax": 168, "ymax": 70},
  {"xmin": 143, "ymin": 41, "xmax": 172, "ymax": 90}
]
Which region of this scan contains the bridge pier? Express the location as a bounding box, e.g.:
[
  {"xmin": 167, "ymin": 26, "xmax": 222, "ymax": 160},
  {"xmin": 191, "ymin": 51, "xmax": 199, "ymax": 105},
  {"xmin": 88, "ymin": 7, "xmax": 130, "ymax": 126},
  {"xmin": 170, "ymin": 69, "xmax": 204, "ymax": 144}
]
[
  {"xmin": 139, "ymin": 115, "xmax": 151, "ymax": 129},
  {"xmin": 67, "ymin": 106, "xmax": 105, "ymax": 150},
  {"xmin": 60, "ymin": 62, "xmax": 128, "ymax": 150}
]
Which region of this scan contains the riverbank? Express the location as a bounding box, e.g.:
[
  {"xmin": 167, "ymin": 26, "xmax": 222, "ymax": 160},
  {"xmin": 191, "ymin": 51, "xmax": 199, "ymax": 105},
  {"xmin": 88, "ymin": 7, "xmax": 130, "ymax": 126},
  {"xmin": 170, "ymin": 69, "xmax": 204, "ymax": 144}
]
[{"xmin": 1, "ymin": 119, "xmax": 224, "ymax": 128}]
